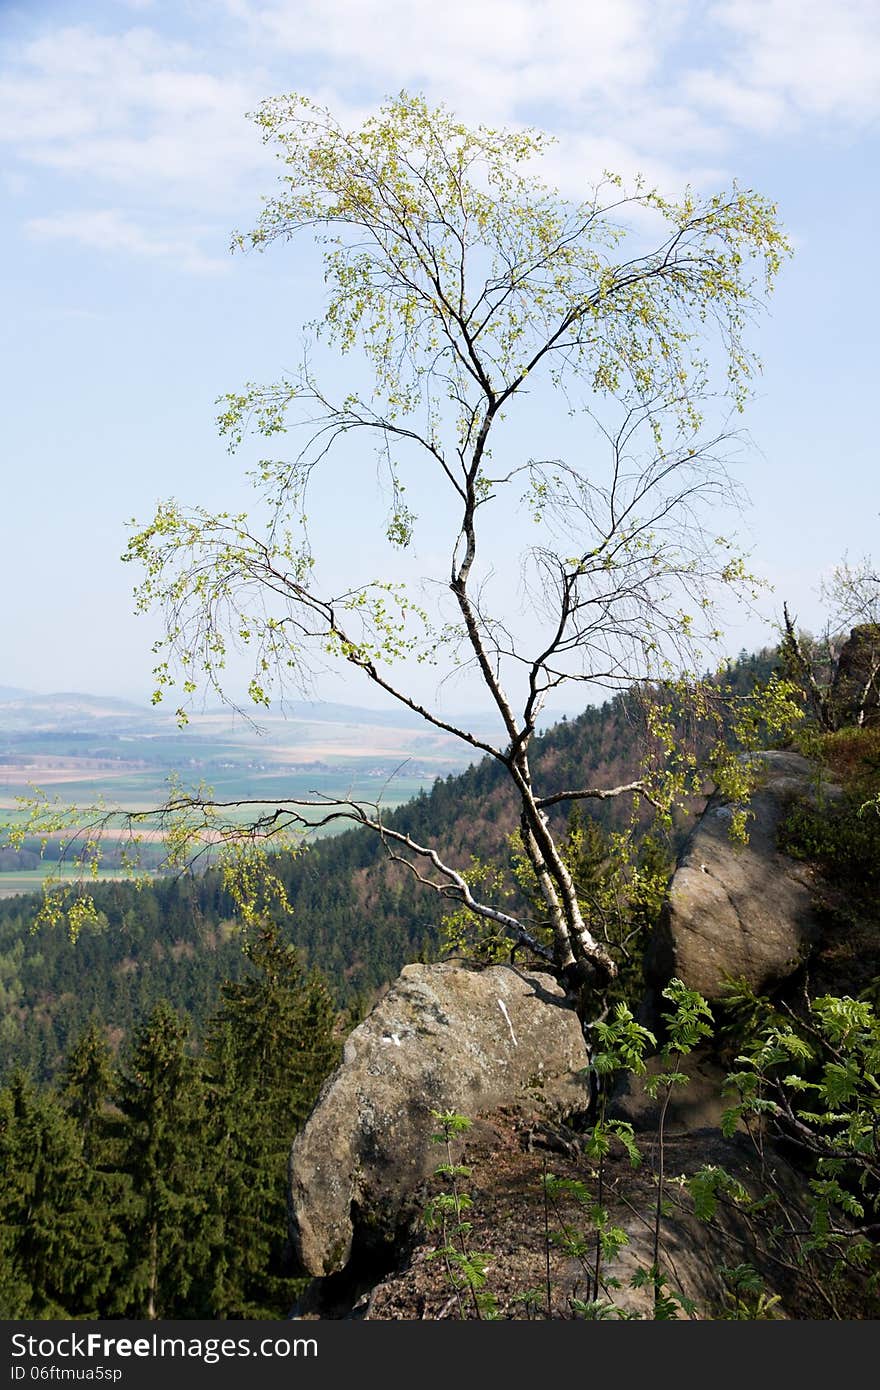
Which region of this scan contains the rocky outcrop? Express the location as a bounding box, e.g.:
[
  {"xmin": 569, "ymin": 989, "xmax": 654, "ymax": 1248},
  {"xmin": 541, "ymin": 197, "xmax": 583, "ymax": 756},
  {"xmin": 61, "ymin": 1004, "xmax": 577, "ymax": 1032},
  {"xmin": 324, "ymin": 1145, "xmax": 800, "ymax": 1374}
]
[
  {"xmin": 286, "ymin": 746, "xmax": 874, "ymax": 1320},
  {"xmin": 831, "ymin": 623, "xmax": 880, "ymax": 727},
  {"xmin": 287, "ymin": 961, "xmax": 589, "ymax": 1278},
  {"xmin": 647, "ymin": 750, "xmax": 835, "ymax": 1002}
]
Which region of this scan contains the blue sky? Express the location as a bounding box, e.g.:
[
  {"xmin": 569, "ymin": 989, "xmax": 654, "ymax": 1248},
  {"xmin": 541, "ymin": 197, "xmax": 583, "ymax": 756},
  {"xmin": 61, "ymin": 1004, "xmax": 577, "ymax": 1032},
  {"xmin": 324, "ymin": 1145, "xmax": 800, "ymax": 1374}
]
[{"xmin": 2, "ymin": 0, "xmax": 878, "ymax": 713}]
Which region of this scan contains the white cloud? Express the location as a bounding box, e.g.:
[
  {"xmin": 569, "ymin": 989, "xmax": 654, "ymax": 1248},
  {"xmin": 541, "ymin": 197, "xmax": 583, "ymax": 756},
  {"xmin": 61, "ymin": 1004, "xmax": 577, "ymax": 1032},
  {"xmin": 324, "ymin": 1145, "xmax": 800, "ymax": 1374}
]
[
  {"xmin": 708, "ymin": 0, "xmax": 880, "ymax": 125},
  {"xmin": 238, "ymin": 0, "xmax": 691, "ymax": 123},
  {"xmin": 217, "ymin": 0, "xmax": 734, "ymax": 204},
  {"xmin": 232, "ymin": 0, "xmax": 880, "ymax": 135},
  {"xmin": 2, "ymin": 0, "xmax": 879, "ymax": 277},
  {"xmin": 0, "ymin": 2, "xmax": 717, "ymax": 278},
  {"xmin": 26, "ymin": 207, "xmax": 228, "ymax": 273},
  {"xmin": 536, "ymin": 129, "xmax": 726, "ymax": 213},
  {"xmin": 682, "ymin": 71, "xmax": 790, "ymax": 134},
  {"xmin": 0, "ymin": 26, "xmax": 271, "ymax": 201}
]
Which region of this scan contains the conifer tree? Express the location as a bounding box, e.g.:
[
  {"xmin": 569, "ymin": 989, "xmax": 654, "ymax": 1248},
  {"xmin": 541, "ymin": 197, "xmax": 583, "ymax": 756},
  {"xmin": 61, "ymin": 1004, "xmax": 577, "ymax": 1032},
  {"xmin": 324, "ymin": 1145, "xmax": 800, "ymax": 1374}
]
[
  {"xmin": 61, "ymin": 1018, "xmax": 115, "ymax": 1165},
  {"xmin": 0, "ymin": 1070, "xmax": 119, "ymax": 1317},
  {"xmin": 203, "ymin": 922, "xmax": 340, "ymax": 1316},
  {"xmin": 111, "ymin": 1003, "xmax": 214, "ymax": 1318}
]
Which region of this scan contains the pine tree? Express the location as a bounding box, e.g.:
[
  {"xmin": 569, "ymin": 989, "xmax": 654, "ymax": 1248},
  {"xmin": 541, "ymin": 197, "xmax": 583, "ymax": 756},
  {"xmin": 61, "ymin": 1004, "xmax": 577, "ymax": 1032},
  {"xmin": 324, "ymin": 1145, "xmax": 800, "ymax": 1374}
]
[
  {"xmin": 563, "ymin": 806, "xmax": 615, "ymax": 918},
  {"xmin": 111, "ymin": 1003, "xmax": 214, "ymax": 1318},
  {"xmin": 61, "ymin": 1018, "xmax": 115, "ymax": 1165},
  {"xmin": 0, "ymin": 1070, "xmax": 120, "ymax": 1317},
  {"xmin": 203, "ymin": 922, "xmax": 340, "ymax": 1316}
]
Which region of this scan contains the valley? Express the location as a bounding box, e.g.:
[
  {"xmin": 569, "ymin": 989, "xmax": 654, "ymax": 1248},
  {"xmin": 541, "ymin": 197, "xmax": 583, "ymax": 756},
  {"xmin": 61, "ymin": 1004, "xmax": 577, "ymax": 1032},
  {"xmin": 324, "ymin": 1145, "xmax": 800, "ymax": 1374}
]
[{"xmin": 0, "ymin": 688, "xmax": 487, "ymax": 896}]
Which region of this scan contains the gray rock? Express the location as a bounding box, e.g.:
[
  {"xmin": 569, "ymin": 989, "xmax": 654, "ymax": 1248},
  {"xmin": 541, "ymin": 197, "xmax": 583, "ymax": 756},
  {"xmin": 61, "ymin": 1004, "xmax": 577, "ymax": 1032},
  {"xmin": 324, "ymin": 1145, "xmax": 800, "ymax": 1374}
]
[
  {"xmin": 287, "ymin": 961, "xmax": 589, "ymax": 1277},
  {"xmin": 647, "ymin": 750, "xmax": 835, "ymax": 1002},
  {"xmin": 598, "ymin": 1128, "xmax": 816, "ymax": 1319},
  {"xmin": 831, "ymin": 623, "xmax": 880, "ymax": 727},
  {"xmin": 610, "ymin": 1045, "xmax": 732, "ymax": 1133}
]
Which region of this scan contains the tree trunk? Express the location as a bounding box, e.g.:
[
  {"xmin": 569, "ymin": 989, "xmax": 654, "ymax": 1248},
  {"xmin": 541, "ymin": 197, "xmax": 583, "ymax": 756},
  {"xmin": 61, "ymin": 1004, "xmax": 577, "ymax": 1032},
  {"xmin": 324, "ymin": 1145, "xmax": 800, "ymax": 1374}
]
[{"xmin": 515, "ymin": 756, "xmax": 616, "ymax": 999}]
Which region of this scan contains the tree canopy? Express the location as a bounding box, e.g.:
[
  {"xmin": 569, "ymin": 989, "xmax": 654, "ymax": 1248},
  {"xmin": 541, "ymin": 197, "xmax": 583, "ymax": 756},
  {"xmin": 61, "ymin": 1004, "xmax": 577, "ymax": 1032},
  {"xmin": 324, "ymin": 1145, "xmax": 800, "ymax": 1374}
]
[{"xmin": 21, "ymin": 93, "xmax": 798, "ymax": 997}]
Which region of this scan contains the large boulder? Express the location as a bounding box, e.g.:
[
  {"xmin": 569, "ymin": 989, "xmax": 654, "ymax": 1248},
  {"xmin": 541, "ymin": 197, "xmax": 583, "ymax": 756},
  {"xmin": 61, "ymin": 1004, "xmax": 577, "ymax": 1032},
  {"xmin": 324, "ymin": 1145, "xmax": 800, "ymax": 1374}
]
[
  {"xmin": 647, "ymin": 750, "xmax": 833, "ymax": 1002},
  {"xmin": 831, "ymin": 623, "xmax": 880, "ymax": 727},
  {"xmin": 287, "ymin": 961, "xmax": 589, "ymax": 1277}
]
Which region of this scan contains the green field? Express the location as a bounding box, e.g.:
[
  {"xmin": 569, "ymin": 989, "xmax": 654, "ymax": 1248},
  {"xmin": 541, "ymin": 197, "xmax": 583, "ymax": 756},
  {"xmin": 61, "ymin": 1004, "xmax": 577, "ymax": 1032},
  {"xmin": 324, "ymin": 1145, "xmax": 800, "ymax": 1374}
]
[
  {"xmin": 0, "ymin": 764, "xmax": 442, "ymax": 898},
  {"xmin": 0, "ymin": 694, "xmax": 478, "ymax": 901},
  {"xmin": 1, "ymin": 763, "xmax": 435, "ymax": 811},
  {"xmin": 0, "ymin": 864, "xmax": 137, "ymax": 899}
]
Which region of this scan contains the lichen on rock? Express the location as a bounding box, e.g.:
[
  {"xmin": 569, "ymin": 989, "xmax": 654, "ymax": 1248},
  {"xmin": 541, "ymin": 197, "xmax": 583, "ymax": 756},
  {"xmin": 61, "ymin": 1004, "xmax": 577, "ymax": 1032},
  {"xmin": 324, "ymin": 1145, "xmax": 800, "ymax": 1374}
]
[{"xmin": 287, "ymin": 961, "xmax": 590, "ymax": 1279}]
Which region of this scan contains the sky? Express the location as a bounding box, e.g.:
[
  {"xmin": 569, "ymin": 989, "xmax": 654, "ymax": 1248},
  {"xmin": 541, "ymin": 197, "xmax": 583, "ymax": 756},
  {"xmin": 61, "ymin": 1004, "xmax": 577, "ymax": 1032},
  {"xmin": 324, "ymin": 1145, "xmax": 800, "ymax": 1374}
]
[{"xmin": 1, "ymin": 0, "xmax": 878, "ymax": 716}]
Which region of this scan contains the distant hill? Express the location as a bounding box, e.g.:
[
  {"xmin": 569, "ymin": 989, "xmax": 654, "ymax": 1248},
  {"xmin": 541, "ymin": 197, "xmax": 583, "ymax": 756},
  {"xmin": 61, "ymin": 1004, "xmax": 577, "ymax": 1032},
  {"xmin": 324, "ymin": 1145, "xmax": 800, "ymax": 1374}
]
[
  {"xmin": 0, "ymin": 690, "xmax": 165, "ymax": 732},
  {"xmin": 0, "ymin": 689, "xmax": 486, "ymax": 817},
  {"xmin": 0, "ymin": 647, "xmax": 780, "ymax": 1078},
  {"xmin": 18, "ymin": 691, "xmax": 147, "ymax": 710},
  {"xmin": 0, "ymin": 688, "xmax": 507, "ymax": 737},
  {"xmin": 0, "ymin": 683, "xmax": 654, "ymax": 1078},
  {"xmin": 0, "ymin": 689, "xmax": 500, "ymax": 745}
]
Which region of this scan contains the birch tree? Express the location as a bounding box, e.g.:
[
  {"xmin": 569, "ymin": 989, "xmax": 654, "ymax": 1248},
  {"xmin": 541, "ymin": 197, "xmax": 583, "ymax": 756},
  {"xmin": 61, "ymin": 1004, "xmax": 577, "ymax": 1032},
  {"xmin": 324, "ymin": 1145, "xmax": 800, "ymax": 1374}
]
[{"xmin": 111, "ymin": 94, "xmax": 793, "ymax": 992}]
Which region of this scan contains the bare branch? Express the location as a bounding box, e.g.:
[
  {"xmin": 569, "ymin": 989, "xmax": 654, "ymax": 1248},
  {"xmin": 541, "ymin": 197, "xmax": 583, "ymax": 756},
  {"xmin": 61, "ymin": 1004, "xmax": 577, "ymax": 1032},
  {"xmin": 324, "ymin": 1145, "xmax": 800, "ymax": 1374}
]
[{"xmin": 536, "ymin": 781, "xmax": 663, "ymax": 811}]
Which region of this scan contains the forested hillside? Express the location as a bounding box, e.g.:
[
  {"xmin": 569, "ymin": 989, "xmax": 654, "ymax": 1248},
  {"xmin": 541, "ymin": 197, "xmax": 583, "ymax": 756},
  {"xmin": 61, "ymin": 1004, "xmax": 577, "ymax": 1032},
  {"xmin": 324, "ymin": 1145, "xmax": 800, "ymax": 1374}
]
[
  {"xmin": 0, "ymin": 650, "xmax": 776, "ymax": 1081},
  {"xmin": 0, "ymin": 923, "xmax": 340, "ymax": 1318}
]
